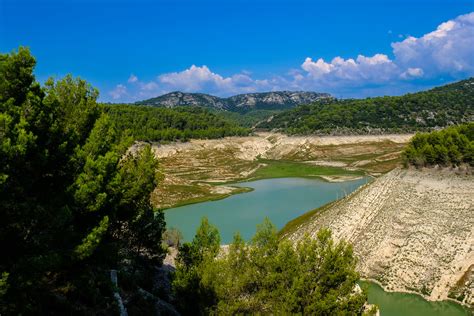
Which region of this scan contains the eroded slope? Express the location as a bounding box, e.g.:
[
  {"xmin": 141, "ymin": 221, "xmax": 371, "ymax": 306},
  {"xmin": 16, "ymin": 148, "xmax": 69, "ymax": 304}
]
[
  {"xmin": 147, "ymin": 133, "xmax": 411, "ymax": 208},
  {"xmin": 286, "ymin": 168, "xmax": 474, "ymax": 306}
]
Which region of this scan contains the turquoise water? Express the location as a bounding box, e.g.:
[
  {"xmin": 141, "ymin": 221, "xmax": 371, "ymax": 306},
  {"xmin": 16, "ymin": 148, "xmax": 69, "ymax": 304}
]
[
  {"xmin": 361, "ymin": 281, "xmax": 471, "ymax": 316},
  {"xmin": 164, "ymin": 177, "xmax": 470, "ymax": 314},
  {"xmin": 165, "ymin": 177, "xmax": 368, "ymax": 244}
]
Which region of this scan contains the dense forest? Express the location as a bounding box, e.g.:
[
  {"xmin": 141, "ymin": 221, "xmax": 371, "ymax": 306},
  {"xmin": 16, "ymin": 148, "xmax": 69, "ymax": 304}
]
[
  {"xmin": 103, "ymin": 104, "xmax": 250, "ymax": 142},
  {"xmin": 173, "ymin": 218, "xmax": 367, "ymax": 315},
  {"xmin": 403, "ymin": 123, "xmax": 474, "ymax": 167},
  {"xmin": 212, "ymin": 108, "xmax": 282, "ymax": 128},
  {"xmin": 1, "ymin": 48, "xmax": 368, "ymax": 314},
  {"xmin": 258, "ymin": 78, "xmax": 474, "ymax": 134},
  {"xmin": 0, "ymin": 47, "xmax": 169, "ymax": 314}
]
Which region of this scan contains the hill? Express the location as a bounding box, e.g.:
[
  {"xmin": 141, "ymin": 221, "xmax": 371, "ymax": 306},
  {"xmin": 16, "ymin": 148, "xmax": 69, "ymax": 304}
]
[
  {"xmin": 283, "ymin": 167, "xmax": 474, "ymax": 307},
  {"xmin": 135, "ymin": 91, "xmax": 333, "ymax": 112},
  {"xmin": 258, "ymin": 78, "xmax": 474, "ymax": 134}
]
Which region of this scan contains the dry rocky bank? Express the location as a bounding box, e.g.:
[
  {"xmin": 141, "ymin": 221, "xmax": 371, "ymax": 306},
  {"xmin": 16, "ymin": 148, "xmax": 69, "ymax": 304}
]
[
  {"xmin": 147, "ymin": 133, "xmax": 473, "ymax": 307},
  {"xmin": 146, "ymin": 133, "xmax": 411, "ymax": 209},
  {"xmin": 285, "ymin": 167, "xmax": 474, "ymax": 307}
]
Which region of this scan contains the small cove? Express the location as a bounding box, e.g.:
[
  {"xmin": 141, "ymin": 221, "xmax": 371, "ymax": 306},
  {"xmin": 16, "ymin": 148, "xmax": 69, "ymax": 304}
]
[
  {"xmin": 361, "ymin": 281, "xmax": 470, "ymax": 316},
  {"xmin": 164, "ymin": 176, "xmax": 471, "ymax": 315}
]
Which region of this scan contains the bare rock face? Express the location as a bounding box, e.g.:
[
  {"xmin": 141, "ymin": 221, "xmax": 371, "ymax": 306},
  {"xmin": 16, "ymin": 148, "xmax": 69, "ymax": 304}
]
[
  {"xmin": 136, "ymin": 91, "xmax": 229, "ymax": 110},
  {"xmin": 226, "ymin": 91, "xmax": 332, "ymax": 110},
  {"xmin": 136, "ymin": 91, "xmax": 333, "ymax": 111},
  {"xmin": 287, "ymin": 168, "xmax": 474, "ymax": 306}
]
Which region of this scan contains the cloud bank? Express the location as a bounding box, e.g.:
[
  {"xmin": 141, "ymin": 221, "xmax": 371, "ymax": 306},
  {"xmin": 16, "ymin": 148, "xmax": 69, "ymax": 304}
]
[{"xmin": 108, "ymin": 12, "xmax": 474, "ymax": 101}]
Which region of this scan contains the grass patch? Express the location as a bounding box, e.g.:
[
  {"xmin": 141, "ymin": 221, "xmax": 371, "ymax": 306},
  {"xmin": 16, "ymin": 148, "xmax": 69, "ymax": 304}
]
[
  {"xmin": 249, "ymin": 159, "xmax": 364, "ymax": 181},
  {"xmin": 161, "ymin": 186, "xmax": 253, "ymax": 210},
  {"xmin": 363, "ymin": 157, "xmax": 403, "ymax": 173}
]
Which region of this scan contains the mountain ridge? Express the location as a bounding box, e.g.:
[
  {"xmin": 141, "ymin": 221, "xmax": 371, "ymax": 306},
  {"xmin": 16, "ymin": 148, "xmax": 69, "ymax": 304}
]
[
  {"xmin": 258, "ymin": 77, "xmax": 474, "ymax": 133},
  {"xmin": 135, "ymin": 90, "xmax": 333, "ymax": 111}
]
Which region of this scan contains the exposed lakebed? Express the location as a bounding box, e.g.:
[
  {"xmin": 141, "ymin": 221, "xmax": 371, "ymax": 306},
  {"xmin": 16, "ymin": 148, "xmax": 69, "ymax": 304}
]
[{"xmin": 165, "ymin": 176, "xmax": 471, "ymax": 315}]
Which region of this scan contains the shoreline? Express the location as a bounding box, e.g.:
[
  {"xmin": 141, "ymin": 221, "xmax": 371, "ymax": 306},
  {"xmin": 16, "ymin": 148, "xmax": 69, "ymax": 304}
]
[
  {"xmin": 361, "ymin": 278, "xmax": 472, "ymax": 310},
  {"xmin": 151, "ymin": 132, "xmax": 408, "ymax": 210},
  {"xmin": 161, "ymin": 186, "xmax": 253, "ymax": 210},
  {"xmin": 163, "ymin": 171, "xmax": 368, "ymax": 211}
]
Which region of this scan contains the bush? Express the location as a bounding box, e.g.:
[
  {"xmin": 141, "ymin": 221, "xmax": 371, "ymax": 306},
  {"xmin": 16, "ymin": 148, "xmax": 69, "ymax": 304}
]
[
  {"xmin": 173, "ymin": 218, "xmax": 366, "ymax": 315},
  {"xmin": 402, "ymin": 122, "xmax": 474, "ymax": 168}
]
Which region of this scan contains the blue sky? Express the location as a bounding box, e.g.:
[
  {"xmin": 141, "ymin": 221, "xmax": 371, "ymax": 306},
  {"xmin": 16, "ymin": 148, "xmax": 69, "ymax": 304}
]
[{"xmin": 1, "ymin": 0, "xmax": 473, "ymax": 102}]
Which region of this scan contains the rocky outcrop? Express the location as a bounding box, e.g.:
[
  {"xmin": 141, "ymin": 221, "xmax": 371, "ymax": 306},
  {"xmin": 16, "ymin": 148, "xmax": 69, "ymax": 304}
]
[
  {"xmin": 227, "ymin": 91, "xmax": 333, "ymax": 111},
  {"xmin": 287, "ymin": 168, "xmax": 474, "ymax": 306},
  {"xmin": 136, "ymin": 91, "xmax": 332, "ymax": 111},
  {"xmin": 136, "ymin": 91, "xmax": 229, "ymax": 110}
]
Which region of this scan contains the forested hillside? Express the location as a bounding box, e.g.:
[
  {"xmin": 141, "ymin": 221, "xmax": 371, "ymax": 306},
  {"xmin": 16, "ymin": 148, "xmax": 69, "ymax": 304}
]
[
  {"xmin": 0, "ymin": 47, "xmax": 167, "ymax": 313},
  {"xmin": 212, "ymin": 108, "xmax": 282, "ymax": 128},
  {"xmin": 1, "ymin": 47, "xmax": 368, "ymax": 314},
  {"xmin": 258, "ymin": 78, "xmax": 474, "ymax": 134},
  {"xmin": 103, "ymin": 104, "xmax": 250, "ymax": 142},
  {"xmin": 403, "ymin": 122, "xmax": 474, "ymax": 167}
]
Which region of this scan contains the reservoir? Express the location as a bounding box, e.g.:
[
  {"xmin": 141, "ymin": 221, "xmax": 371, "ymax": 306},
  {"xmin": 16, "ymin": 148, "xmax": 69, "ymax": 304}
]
[
  {"xmin": 165, "ymin": 177, "xmax": 470, "ymax": 315},
  {"xmin": 361, "ymin": 281, "xmax": 470, "ymax": 316},
  {"xmin": 165, "ymin": 177, "xmax": 368, "ymax": 244}
]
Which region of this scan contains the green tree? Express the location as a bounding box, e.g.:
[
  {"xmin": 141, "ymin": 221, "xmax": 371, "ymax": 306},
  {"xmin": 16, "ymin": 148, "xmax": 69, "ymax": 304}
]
[
  {"xmin": 173, "ymin": 218, "xmax": 366, "ymax": 315},
  {"xmin": 421, "ymin": 144, "xmax": 436, "ymax": 165},
  {"xmin": 0, "ymin": 47, "xmax": 166, "ymax": 314},
  {"xmin": 173, "ymin": 217, "xmax": 220, "ymax": 315},
  {"xmin": 402, "ymin": 123, "xmax": 474, "ymax": 168}
]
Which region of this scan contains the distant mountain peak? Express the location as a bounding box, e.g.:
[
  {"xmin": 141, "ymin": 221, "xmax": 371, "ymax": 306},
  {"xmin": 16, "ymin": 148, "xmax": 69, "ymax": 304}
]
[{"xmin": 135, "ymin": 91, "xmax": 333, "ymax": 111}]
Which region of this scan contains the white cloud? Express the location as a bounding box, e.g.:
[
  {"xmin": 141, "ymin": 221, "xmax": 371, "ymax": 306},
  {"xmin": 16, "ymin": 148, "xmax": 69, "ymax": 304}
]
[
  {"xmin": 141, "ymin": 81, "xmax": 159, "ymax": 91},
  {"xmin": 301, "ymin": 53, "xmax": 398, "ymax": 84},
  {"xmin": 154, "ymin": 65, "xmax": 275, "ymax": 96},
  {"xmin": 128, "ymin": 74, "xmax": 138, "ymax": 83},
  {"xmin": 109, "ymin": 84, "xmax": 128, "ymax": 100},
  {"xmin": 401, "ymin": 67, "xmax": 424, "ymax": 79},
  {"xmin": 297, "ymin": 12, "xmax": 473, "ymax": 90},
  {"xmin": 158, "ymin": 65, "xmax": 229, "ymax": 91},
  {"xmin": 106, "ymin": 12, "xmax": 474, "ymax": 102},
  {"xmin": 392, "ymin": 12, "xmax": 474, "ymax": 76}
]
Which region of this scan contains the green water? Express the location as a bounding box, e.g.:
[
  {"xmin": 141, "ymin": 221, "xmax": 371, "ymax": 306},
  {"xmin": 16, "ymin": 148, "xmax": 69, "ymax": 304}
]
[
  {"xmin": 165, "ymin": 177, "xmax": 471, "ymax": 315},
  {"xmin": 165, "ymin": 177, "xmax": 368, "ymax": 244},
  {"xmin": 361, "ymin": 281, "xmax": 471, "ymax": 316}
]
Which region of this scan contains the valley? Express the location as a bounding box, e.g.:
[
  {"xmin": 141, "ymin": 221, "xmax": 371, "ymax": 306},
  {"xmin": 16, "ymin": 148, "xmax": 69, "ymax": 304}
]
[
  {"xmin": 154, "ymin": 129, "xmax": 473, "ymax": 311},
  {"xmin": 4, "ymin": 3, "xmax": 474, "ymax": 314},
  {"xmin": 144, "ymin": 132, "xmax": 412, "ymax": 209}
]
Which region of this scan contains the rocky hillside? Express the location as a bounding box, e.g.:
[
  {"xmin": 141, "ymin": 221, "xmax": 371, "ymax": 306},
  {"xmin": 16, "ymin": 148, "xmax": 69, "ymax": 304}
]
[
  {"xmin": 285, "ymin": 167, "xmax": 474, "ymax": 307},
  {"xmin": 259, "ymin": 77, "xmax": 474, "ymax": 134},
  {"xmin": 136, "ymin": 91, "xmax": 332, "ymax": 111},
  {"xmin": 136, "ymin": 91, "xmax": 229, "ymax": 110}
]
